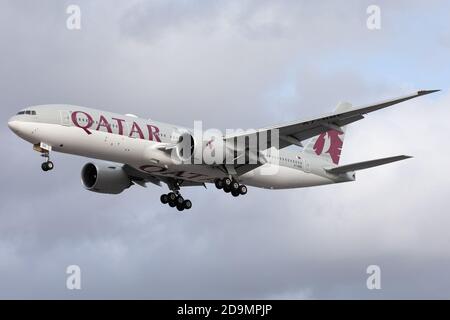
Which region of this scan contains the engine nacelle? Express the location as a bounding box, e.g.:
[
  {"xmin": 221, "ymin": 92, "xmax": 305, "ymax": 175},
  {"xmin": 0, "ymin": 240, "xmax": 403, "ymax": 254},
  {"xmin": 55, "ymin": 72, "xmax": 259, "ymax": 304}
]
[{"xmin": 81, "ymin": 162, "xmax": 132, "ymax": 194}]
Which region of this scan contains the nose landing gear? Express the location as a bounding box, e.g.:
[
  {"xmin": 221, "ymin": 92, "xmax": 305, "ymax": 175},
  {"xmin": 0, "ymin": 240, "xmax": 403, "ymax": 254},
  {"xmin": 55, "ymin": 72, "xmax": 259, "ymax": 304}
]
[
  {"xmin": 40, "ymin": 152, "xmax": 54, "ymax": 172},
  {"xmin": 41, "ymin": 160, "xmax": 54, "ymax": 172},
  {"xmin": 34, "ymin": 143, "xmax": 54, "ymax": 172},
  {"xmin": 40, "ymin": 151, "xmax": 54, "ymax": 171}
]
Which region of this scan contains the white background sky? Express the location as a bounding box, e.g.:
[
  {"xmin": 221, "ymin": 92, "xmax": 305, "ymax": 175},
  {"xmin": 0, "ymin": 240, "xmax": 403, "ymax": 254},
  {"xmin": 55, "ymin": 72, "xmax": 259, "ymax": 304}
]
[{"xmin": 0, "ymin": 0, "xmax": 449, "ymax": 299}]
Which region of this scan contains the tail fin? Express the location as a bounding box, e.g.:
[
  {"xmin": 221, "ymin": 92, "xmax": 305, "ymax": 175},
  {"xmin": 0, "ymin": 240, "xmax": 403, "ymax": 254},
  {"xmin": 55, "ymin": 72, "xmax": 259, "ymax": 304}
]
[{"xmin": 302, "ymin": 102, "xmax": 352, "ymax": 165}]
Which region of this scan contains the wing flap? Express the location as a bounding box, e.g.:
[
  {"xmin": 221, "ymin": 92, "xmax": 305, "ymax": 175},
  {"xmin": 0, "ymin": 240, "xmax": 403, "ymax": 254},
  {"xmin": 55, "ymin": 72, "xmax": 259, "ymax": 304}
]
[{"xmin": 325, "ymin": 155, "xmax": 412, "ymax": 174}]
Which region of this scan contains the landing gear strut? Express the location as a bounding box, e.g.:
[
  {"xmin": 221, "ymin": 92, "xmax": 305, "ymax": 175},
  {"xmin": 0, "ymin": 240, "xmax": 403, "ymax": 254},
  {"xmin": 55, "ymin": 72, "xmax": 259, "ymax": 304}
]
[
  {"xmin": 215, "ymin": 178, "xmax": 248, "ymax": 197},
  {"xmin": 160, "ymin": 191, "xmax": 192, "ymax": 212}
]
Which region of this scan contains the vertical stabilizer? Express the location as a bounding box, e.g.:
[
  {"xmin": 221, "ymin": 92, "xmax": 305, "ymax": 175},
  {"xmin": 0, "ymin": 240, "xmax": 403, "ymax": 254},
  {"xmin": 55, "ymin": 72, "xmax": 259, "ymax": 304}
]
[{"xmin": 302, "ymin": 102, "xmax": 352, "ymax": 165}]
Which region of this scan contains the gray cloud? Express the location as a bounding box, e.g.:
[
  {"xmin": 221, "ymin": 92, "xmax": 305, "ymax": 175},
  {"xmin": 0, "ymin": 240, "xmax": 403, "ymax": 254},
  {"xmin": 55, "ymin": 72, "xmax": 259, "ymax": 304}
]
[{"xmin": 0, "ymin": 0, "xmax": 449, "ymax": 299}]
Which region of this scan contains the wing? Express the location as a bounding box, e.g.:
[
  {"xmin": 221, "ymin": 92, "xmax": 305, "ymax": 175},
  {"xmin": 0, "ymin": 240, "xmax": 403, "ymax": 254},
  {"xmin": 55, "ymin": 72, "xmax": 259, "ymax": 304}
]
[
  {"xmin": 225, "ymin": 90, "xmax": 439, "ymax": 149},
  {"xmin": 123, "ymin": 164, "xmax": 206, "ymax": 189}
]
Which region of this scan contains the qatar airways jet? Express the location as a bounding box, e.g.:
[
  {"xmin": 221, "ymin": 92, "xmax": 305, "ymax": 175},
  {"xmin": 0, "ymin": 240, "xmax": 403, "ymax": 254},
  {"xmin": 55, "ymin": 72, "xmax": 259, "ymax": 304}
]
[{"xmin": 8, "ymin": 90, "xmax": 438, "ymax": 211}]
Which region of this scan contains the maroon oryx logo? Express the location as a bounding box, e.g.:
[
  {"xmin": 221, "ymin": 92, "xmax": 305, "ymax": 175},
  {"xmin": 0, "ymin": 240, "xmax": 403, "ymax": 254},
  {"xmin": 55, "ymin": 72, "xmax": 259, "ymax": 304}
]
[{"xmin": 313, "ymin": 130, "xmax": 344, "ymax": 165}]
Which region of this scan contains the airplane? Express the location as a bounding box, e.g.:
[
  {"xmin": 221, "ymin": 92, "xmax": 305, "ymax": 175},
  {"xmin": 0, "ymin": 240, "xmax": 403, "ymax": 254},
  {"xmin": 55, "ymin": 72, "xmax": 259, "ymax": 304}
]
[{"xmin": 7, "ymin": 90, "xmax": 439, "ymax": 212}]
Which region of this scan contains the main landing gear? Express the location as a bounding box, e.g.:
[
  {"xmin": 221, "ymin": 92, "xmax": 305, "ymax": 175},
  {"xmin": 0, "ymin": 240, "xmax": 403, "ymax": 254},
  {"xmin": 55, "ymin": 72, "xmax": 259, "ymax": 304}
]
[
  {"xmin": 160, "ymin": 192, "xmax": 192, "ymax": 212},
  {"xmin": 214, "ymin": 178, "xmax": 247, "ymax": 197}
]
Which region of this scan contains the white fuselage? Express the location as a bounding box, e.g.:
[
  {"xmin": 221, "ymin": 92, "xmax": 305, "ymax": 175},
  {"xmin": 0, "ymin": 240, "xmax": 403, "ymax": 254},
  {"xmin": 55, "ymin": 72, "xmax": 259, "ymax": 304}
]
[{"xmin": 8, "ymin": 105, "xmax": 352, "ymax": 190}]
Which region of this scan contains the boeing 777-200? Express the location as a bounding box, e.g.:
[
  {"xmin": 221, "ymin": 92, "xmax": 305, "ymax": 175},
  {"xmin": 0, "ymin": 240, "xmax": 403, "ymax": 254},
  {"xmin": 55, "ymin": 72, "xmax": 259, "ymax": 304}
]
[{"xmin": 8, "ymin": 90, "xmax": 439, "ymax": 211}]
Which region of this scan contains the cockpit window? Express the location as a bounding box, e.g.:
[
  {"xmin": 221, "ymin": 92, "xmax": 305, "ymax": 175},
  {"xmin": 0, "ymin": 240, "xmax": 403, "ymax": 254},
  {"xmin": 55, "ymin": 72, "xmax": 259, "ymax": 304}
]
[{"xmin": 17, "ymin": 110, "xmax": 36, "ymax": 115}]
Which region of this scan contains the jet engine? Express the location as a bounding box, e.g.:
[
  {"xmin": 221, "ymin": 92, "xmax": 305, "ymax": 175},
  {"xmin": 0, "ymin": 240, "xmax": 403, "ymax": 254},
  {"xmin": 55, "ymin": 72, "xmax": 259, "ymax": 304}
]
[{"xmin": 81, "ymin": 162, "xmax": 132, "ymax": 194}]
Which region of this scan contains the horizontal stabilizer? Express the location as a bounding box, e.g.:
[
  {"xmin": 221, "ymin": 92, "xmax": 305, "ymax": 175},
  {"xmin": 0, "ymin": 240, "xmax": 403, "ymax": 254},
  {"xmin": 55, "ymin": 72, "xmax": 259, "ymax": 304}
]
[{"xmin": 325, "ymin": 155, "xmax": 412, "ymax": 174}]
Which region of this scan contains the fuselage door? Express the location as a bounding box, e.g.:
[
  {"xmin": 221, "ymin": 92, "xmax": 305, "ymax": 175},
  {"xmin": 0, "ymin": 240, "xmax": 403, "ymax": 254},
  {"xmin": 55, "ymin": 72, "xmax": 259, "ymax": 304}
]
[
  {"xmin": 60, "ymin": 110, "xmax": 71, "ymax": 126},
  {"xmin": 305, "ymin": 160, "xmax": 311, "ymax": 173}
]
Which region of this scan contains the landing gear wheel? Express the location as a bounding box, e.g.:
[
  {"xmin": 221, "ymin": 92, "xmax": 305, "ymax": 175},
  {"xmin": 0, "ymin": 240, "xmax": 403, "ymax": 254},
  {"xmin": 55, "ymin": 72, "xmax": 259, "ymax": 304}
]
[
  {"xmin": 239, "ymin": 185, "xmax": 248, "ymax": 195},
  {"xmin": 176, "ymin": 196, "xmax": 184, "ymax": 206},
  {"xmin": 223, "ymin": 177, "xmax": 232, "ymax": 189},
  {"xmin": 183, "ymin": 200, "xmax": 192, "ymax": 210},
  {"xmin": 46, "ymin": 161, "xmax": 54, "ymax": 170},
  {"xmin": 41, "ymin": 161, "xmax": 54, "ymax": 172},
  {"xmin": 168, "ymin": 192, "xmax": 177, "ymax": 202},
  {"xmin": 214, "ymin": 179, "xmax": 223, "ymax": 189},
  {"xmin": 160, "ymin": 194, "xmax": 169, "ymax": 204},
  {"xmin": 223, "ymin": 186, "xmax": 231, "ymax": 193},
  {"xmin": 169, "ymin": 201, "xmax": 177, "ymax": 208},
  {"xmin": 231, "ymin": 190, "xmax": 240, "ymax": 197},
  {"xmin": 163, "ymin": 188, "xmax": 192, "ymax": 211},
  {"xmin": 231, "ymin": 181, "xmax": 240, "ymax": 191}
]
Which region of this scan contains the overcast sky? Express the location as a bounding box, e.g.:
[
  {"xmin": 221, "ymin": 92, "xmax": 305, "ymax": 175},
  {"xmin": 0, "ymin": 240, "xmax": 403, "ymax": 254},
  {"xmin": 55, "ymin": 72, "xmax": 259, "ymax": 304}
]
[{"xmin": 1, "ymin": 0, "xmax": 450, "ymax": 299}]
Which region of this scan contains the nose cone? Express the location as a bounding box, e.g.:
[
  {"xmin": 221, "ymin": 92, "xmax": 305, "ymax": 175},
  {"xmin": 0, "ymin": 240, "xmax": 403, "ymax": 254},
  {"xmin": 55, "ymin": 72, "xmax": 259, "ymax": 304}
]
[
  {"xmin": 8, "ymin": 117, "xmax": 37, "ymax": 144},
  {"xmin": 8, "ymin": 119, "xmax": 21, "ymax": 134}
]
